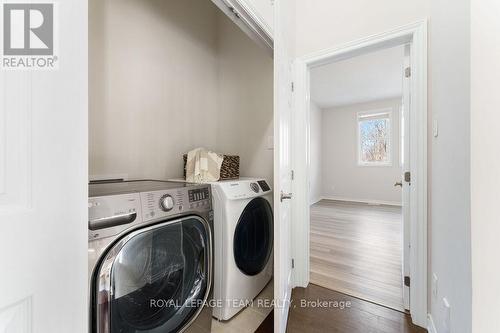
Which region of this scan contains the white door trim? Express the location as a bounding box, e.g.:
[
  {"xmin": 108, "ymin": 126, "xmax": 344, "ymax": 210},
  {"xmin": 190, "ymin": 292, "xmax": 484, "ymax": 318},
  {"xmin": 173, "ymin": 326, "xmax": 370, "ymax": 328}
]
[{"xmin": 291, "ymin": 20, "xmax": 428, "ymax": 327}]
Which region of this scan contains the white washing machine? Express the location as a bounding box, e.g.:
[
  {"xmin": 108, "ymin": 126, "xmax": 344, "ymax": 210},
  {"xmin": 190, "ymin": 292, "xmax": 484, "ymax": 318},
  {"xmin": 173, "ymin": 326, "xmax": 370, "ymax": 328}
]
[{"xmin": 210, "ymin": 178, "xmax": 273, "ymax": 321}]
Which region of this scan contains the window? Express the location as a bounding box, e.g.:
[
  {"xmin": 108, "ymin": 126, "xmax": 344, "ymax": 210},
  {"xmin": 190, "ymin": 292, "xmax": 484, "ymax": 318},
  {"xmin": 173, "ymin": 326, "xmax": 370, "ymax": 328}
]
[{"xmin": 357, "ymin": 110, "xmax": 392, "ymax": 166}]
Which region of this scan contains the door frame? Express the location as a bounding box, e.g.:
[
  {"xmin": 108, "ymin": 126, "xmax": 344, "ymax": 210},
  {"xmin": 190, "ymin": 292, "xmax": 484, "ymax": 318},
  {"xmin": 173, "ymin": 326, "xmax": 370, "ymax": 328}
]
[{"xmin": 290, "ymin": 20, "xmax": 428, "ymax": 327}]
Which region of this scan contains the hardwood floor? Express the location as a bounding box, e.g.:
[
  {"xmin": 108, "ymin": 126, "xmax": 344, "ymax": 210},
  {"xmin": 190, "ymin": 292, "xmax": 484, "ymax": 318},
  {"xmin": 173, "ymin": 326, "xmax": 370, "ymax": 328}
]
[
  {"xmin": 254, "ymin": 311, "xmax": 273, "ymax": 333},
  {"xmin": 310, "ymin": 200, "xmax": 404, "ymax": 311},
  {"xmin": 286, "ymin": 284, "xmax": 426, "ymax": 333}
]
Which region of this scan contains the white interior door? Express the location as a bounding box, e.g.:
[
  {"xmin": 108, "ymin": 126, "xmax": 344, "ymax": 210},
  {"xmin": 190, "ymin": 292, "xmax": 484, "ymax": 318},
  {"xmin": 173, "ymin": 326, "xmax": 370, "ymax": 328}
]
[
  {"xmin": 273, "ymin": 0, "xmax": 294, "ymax": 332},
  {"xmin": 401, "ymin": 44, "xmax": 411, "ymax": 311},
  {"xmin": 0, "ymin": 1, "xmax": 88, "ymax": 332}
]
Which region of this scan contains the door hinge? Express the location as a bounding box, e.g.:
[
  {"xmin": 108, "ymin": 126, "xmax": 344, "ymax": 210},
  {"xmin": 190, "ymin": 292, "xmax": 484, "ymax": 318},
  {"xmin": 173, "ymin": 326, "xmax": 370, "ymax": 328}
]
[
  {"xmin": 404, "ymin": 171, "xmax": 411, "ymax": 183},
  {"xmin": 291, "ymin": 259, "xmax": 295, "ymax": 269},
  {"xmin": 291, "ymin": 82, "xmax": 295, "ymax": 92},
  {"xmin": 404, "ymin": 276, "xmax": 411, "ymax": 287},
  {"xmin": 291, "ymin": 170, "xmax": 294, "ymax": 180},
  {"xmin": 405, "ymin": 67, "xmax": 411, "ymax": 78}
]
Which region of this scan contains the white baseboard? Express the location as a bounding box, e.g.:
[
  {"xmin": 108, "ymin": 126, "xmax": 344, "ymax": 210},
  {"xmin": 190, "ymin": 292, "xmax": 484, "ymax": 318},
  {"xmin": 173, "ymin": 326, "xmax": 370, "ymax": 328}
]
[
  {"xmin": 320, "ymin": 196, "xmax": 402, "ymax": 207},
  {"xmin": 427, "ymin": 314, "xmax": 438, "ymax": 333}
]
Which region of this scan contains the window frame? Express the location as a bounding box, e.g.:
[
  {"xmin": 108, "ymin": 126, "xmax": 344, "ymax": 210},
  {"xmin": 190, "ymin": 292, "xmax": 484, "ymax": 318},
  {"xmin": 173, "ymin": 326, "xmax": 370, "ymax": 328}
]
[{"xmin": 357, "ymin": 108, "xmax": 393, "ymax": 167}]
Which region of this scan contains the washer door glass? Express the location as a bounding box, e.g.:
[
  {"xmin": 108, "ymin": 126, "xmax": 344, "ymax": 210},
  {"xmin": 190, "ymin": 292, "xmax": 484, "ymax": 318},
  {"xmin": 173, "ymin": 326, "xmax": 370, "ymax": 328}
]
[
  {"xmin": 94, "ymin": 217, "xmax": 210, "ymax": 333},
  {"xmin": 233, "ymin": 197, "xmax": 273, "ymax": 276}
]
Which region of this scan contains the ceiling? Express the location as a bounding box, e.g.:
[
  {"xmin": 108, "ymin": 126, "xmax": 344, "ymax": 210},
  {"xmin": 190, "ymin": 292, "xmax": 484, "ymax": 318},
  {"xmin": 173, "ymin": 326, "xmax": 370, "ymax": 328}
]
[{"xmin": 310, "ymin": 45, "xmax": 405, "ymax": 109}]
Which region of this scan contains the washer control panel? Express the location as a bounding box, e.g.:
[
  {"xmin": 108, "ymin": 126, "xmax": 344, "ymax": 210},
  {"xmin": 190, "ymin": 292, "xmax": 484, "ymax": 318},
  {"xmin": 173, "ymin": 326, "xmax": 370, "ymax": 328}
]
[
  {"xmin": 141, "ymin": 185, "xmax": 212, "ymax": 222},
  {"xmin": 257, "ymin": 180, "xmax": 271, "ymax": 192},
  {"xmin": 221, "ymin": 179, "xmax": 272, "ymax": 200},
  {"xmin": 250, "ymin": 183, "xmax": 260, "ymax": 193}
]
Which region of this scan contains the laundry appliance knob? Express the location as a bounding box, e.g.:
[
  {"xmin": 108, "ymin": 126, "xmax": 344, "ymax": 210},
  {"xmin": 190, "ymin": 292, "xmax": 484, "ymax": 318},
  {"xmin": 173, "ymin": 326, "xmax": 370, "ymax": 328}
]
[
  {"xmin": 250, "ymin": 183, "xmax": 260, "ymax": 193},
  {"xmin": 160, "ymin": 195, "xmax": 175, "ymax": 212}
]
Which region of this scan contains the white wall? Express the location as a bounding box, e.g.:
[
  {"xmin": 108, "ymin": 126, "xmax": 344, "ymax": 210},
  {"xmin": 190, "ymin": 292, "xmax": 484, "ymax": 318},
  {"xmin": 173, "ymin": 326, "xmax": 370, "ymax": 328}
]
[
  {"xmin": 295, "ymin": 0, "xmax": 472, "ymax": 331},
  {"xmin": 320, "ymin": 99, "xmax": 402, "ymax": 205},
  {"xmin": 471, "ymin": 0, "xmax": 500, "ymax": 331},
  {"xmin": 89, "ymin": 0, "xmax": 273, "ymax": 183},
  {"xmin": 309, "ymin": 101, "xmax": 322, "ymax": 204},
  {"xmin": 429, "ymin": 0, "xmax": 472, "ymax": 332}
]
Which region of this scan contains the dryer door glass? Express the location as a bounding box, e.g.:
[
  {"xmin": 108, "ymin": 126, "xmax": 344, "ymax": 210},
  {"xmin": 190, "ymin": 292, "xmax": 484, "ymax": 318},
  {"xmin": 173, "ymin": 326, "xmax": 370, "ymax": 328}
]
[
  {"xmin": 94, "ymin": 216, "xmax": 211, "ymax": 333},
  {"xmin": 233, "ymin": 197, "xmax": 274, "ymax": 276}
]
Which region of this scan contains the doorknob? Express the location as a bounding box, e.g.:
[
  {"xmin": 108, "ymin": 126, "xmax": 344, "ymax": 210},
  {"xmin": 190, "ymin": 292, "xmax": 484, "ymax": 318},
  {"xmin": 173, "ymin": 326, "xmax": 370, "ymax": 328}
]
[
  {"xmin": 280, "ymin": 191, "xmax": 293, "ymax": 202},
  {"xmin": 394, "ymin": 181, "xmax": 403, "ymax": 187}
]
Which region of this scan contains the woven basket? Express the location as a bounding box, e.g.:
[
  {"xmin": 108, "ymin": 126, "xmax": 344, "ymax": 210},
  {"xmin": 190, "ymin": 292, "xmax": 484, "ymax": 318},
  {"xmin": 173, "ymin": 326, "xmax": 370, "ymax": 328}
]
[{"xmin": 183, "ymin": 154, "xmax": 240, "ymax": 180}]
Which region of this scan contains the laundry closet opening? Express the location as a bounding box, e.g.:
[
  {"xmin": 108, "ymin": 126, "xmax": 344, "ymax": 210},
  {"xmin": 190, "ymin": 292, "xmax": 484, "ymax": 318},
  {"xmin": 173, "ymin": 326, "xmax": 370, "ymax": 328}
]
[{"xmin": 89, "ymin": 0, "xmax": 274, "ymax": 332}]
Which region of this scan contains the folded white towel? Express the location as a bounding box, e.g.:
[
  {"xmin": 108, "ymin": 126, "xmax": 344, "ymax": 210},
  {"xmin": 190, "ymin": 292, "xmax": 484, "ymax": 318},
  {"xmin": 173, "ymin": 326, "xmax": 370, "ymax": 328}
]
[{"xmin": 185, "ymin": 148, "xmax": 224, "ymax": 183}]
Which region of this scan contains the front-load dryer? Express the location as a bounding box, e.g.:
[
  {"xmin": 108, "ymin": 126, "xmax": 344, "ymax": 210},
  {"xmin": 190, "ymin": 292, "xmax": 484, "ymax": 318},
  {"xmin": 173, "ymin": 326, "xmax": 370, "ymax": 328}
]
[
  {"xmin": 210, "ymin": 178, "xmax": 273, "ymax": 321},
  {"xmin": 88, "ymin": 180, "xmax": 214, "ymax": 333}
]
